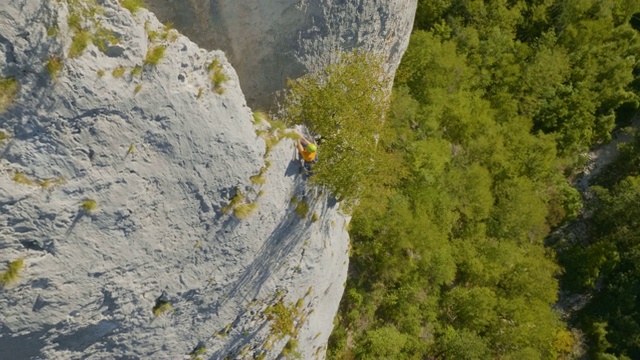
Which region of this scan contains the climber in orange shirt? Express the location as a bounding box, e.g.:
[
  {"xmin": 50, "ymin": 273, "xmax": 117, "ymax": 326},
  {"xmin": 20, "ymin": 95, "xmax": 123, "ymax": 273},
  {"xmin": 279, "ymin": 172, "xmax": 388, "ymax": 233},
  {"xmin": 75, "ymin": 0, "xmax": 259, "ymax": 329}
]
[{"xmin": 295, "ymin": 134, "xmax": 317, "ymax": 163}]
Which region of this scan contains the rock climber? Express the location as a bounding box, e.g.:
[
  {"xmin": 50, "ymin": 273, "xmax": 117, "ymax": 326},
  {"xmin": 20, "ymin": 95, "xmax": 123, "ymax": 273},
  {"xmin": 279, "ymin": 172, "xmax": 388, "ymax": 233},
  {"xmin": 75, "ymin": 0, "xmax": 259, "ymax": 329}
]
[{"xmin": 295, "ymin": 134, "xmax": 317, "ymax": 164}]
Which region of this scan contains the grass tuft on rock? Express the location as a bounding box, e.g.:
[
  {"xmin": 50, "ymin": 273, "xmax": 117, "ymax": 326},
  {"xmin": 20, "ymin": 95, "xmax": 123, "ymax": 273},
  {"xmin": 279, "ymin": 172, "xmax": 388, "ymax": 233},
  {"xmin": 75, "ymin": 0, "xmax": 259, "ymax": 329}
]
[
  {"xmin": 0, "ymin": 258, "xmax": 24, "ymax": 288},
  {"xmin": 0, "ymin": 78, "xmax": 18, "ymax": 113},
  {"xmin": 131, "ymin": 65, "xmax": 142, "ymax": 77},
  {"xmin": 295, "ymin": 198, "xmax": 309, "ymax": 218},
  {"xmin": 0, "ymin": 130, "xmax": 10, "ymax": 144},
  {"xmin": 189, "ymin": 344, "xmax": 207, "ymax": 359},
  {"xmin": 152, "ymin": 299, "xmax": 172, "ymax": 316},
  {"xmin": 250, "ymin": 174, "xmax": 266, "ymax": 184},
  {"xmin": 67, "ymin": 12, "xmax": 82, "ymax": 31},
  {"xmin": 68, "ymin": 29, "xmax": 91, "ymax": 58},
  {"xmin": 13, "ymin": 172, "xmax": 34, "ymax": 186},
  {"xmin": 208, "ymin": 59, "xmax": 228, "ymax": 94},
  {"xmin": 112, "ymin": 66, "xmax": 125, "ymax": 78},
  {"xmin": 234, "ymin": 203, "xmax": 258, "ymax": 219},
  {"xmin": 81, "ymin": 199, "xmax": 98, "ymax": 212},
  {"xmin": 222, "ymin": 190, "xmax": 244, "ymax": 214},
  {"xmin": 252, "ymin": 111, "xmax": 269, "ymax": 125},
  {"xmin": 92, "ymin": 27, "xmax": 119, "ymax": 53},
  {"xmin": 144, "ymin": 46, "xmax": 166, "ymax": 66},
  {"xmin": 120, "ymin": 0, "xmax": 145, "ymax": 13},
  {"xmin": 46, "ymin": 56, "xmax": 64, "ymax": 78}
]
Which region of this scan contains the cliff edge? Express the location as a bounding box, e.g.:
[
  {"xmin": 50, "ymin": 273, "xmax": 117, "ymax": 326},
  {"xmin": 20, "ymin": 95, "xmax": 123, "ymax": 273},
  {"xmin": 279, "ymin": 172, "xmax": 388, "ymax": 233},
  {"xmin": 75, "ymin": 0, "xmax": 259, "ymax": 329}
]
[
  {"xmin": 144, "ymin": 0, "xmax": 418, "ymax": 109},
  {"xmin": 0, "ymin": 0, "xmax": 349, "ymax": 358}
]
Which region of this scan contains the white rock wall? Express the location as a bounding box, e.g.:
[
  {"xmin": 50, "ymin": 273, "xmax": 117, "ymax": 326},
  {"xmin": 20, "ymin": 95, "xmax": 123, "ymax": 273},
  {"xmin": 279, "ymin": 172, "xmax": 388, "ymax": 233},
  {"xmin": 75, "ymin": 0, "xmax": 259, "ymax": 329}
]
[
  {"xmin": 144, "ymin": 0, "xmax": 418, "ymax": 109},
  {"xmin": 0, "ymin": 0, "xmax": 349, "ymax": 358}
]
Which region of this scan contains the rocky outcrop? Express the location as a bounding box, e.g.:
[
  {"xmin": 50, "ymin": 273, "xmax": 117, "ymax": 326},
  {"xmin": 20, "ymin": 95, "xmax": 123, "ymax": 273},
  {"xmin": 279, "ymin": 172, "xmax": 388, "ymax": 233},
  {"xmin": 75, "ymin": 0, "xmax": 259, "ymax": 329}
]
[
  {"xmin": 0, "ymin": 0, "xmax": 349, "ymax": 359},
  {"xmin": 144, "ymin": 0, "xmax": 418, "ymax": 109}
]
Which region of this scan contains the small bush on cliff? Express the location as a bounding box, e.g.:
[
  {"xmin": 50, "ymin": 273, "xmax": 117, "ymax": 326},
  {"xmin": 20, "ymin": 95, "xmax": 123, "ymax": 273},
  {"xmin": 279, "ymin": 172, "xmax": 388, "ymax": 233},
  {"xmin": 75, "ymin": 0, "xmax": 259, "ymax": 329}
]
[
  {"xmin": 294, "ymin": 198, "xmax": 309, "ymax": 218},
  {"xmin": 112, "ymin": 66, "xmax": 125, "ymax": 78},
  {"xmin": 189, "ymin": 344, "xmax": 207, "ymax": 360},
  {"xmin": 264, "ymin": 301, "xmax": 298, "ymax": 337},
  {"xmin": 208, "ymin": 59, "xmax": 228, "ymax": 94},
  {"xmin": 234, "ymin": 202, "xmax": 258, "ymax": 219},
  {"xmin": 222, "ymin": 190, "xmax": 243, "ymax": 214},
  {"xmin": 120, "ymin": 0, "xmax": 145, "ymax": 13},
  {"xmin": 81, "ymin": 199, "xmax": 98, "ymax": 212},
  {"xmin": 0, "ymin": 130, "xmax": 10, "ymax": 144},
  {"xmin": 46, "ymin": 55, "xmax": 64, "ymax": 78},
  {"xmin": 68, "ymin": 29, "xmax": 91, "ymax": 58},
  {"xmin": 131, "ymin": 65, "xmax": 142, "ymax": 77},
  {"xmin": 152, "ymin": 299, "xmax": 172, "ymax": 316},
  {"xmin": 13, "ymin": 171, "xmax": 34, "ymax": 186},
  {"xmin": 0, "ymin": 258, "xmax": 24, "ymax": 288},
  {"xmin": 0, "ymin": 77, "xmax": 19, "ymax": 113},
  {"xmin": 144, "ymin": 45, "xmax": 166, "ymax": 65}
]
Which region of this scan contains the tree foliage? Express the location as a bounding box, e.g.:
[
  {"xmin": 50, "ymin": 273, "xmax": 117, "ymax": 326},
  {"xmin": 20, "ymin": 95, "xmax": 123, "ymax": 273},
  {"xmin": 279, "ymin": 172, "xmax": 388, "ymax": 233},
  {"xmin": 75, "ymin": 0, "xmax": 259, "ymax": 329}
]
[
  {"xmin": 560, "ymin": 170, "xmax": 640, "ymax": 359},
  {"xmin": 327, "ymin": 0, "xmax": 640, "ymax": 359},
  {"xmin": 284, "ymin": 51, "xmax": 406, "ymax": 209}
]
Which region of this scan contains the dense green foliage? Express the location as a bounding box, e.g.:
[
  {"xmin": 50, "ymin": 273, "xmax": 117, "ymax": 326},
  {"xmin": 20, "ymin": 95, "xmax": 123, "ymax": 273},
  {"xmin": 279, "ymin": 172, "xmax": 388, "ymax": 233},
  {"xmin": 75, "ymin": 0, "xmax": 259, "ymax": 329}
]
[
  {"xmin": 314, "ymin": 0, "xmax": 640, "ymax": 359},
  {"xmin": 558, "ymin": 134, "xmax": 640, "ymax": 359},
  {"xmin": 285, "ymin": 52, "xmax": 406, "ymax": 209}
]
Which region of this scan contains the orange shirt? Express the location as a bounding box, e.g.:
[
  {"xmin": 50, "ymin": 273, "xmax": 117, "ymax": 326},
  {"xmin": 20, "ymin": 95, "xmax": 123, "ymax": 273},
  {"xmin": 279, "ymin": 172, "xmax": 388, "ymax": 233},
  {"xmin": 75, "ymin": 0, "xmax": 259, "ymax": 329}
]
[{"xmin": 301, "ymin": 149, "xmax": 316, "ymax": 162}]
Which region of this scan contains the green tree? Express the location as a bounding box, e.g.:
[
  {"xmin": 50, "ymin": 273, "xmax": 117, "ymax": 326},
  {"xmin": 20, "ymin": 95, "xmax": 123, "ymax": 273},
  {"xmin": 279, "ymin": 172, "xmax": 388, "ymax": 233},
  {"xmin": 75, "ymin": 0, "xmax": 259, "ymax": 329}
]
[{"xmin": 285, "ymin": 51, "xmax": 405, "ymax": 207}]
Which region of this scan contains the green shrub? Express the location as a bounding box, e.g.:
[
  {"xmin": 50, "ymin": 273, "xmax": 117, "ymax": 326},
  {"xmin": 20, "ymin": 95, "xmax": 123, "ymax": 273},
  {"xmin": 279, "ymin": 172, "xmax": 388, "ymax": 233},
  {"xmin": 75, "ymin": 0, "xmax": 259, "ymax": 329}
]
[
  {"xmin": 0, "ymin": 78, "xmax": 18, "ymax": 113},
  {"xmin": 189, "ymin": 345, "xmax": 206, "ymax": 359},
  {"xmin": 234, "ymin": 203, "xmax": 257, "ymax": 219},
  {"xmin": 81, "ymin": 199, "xmax": 98, "ymax": 212},
  {"xmin": 13, "ymin": 172, "xmax": 34, "ymax": 185},
  {"xmin": 146, "ymin": 29, "xmax": 159, "ymax": 42},
  {"xmin": 222, "ymin": 190, "xmax": 243, "ymax": 213},
  {"xmin": 47, "ymin": 25, "xmax": 58, "ymax": 37},
  {"xmin": 0, "ymin": 130, "xmax": 9, "ymax": 143},
  {"xmin": 208, "ymin": 59, "xmax": 228, "ymax": 94},
  {"xmin": 68, "ymin": 29, "xmax": 91, "ymax": 58},
  {"xmin": 284, "ymin": 51, "xmax": 397, "ymax": 207},
  {"xmin": 67, "ymin": 12, "xmax": 82, "ymax": 31},
  {"xmin": 112, "ymin": 66, "xmax": 125, "ymax": 78},
  {"xmin": 281, "ymin": 338, "xmax": 301, "ymax": 359},
  {"xmin": 46, "ymin": 56, "xmax": 63, "ymax": 78},
  {"xmin": 295, "ymin": 199, "xmax": 309, "ymax": 218},
  {"xmin": 0, "ymin": 258, "xmax": 24, "ymax": 288},
  {"xmin": 144, "ymin": 46, "xmax": 166, "ymax": 65},
  {"xmin": 311, "ymin": 212, "xmax": 319, "ymax": 222},
  {"xmin": 97, "ymin": 69, "xmax": 105, "ymax": 78},
  {"xmin": 253, "ymin": 111, "xmax": 269, "ymax": 125},
  {"xmin": 38, "ymin": 177, "xmax": 65, "ymax": 189},
  {"xmin": 196, "ymin": 88, "xmax": 204, "ymax": 99},
  {"xmin": 264, "ymin": 301, "xmax": 298, "ymax": 337},
  {"xmin": 131, "ymin": 65, "xmax": 142, "ymax": 77},
  {"xmin": 152, "ymin": 299, "xmax": 172, "ymax": 316},
  {"xmin": 134, "ymin": 84, "xmax": 142, "ymax": 94},
  {"xmin": 120, "ymin": 0, "xmax": 145, "ymax": 13},
  {"xmin": 250, "ymin": 166, "xmax": 269, "ymax": 184},
  {"xmin": 160, "ymin": 23, "xmax": 179, "ymax": 42},
  {"xmin": 250, "ymin": 174, "xmax": 266, "ymax": 184},
  {"xmin": 92, "ymin": 27, "xmax": 119, "ymax": 53}
]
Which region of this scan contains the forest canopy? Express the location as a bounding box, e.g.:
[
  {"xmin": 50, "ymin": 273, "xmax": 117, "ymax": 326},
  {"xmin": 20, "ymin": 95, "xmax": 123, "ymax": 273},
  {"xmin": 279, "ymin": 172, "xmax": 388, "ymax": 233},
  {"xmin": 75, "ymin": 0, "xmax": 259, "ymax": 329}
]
[{"xmin": 307, "ymin": 0, "xmax": 640, "ymax": 359}]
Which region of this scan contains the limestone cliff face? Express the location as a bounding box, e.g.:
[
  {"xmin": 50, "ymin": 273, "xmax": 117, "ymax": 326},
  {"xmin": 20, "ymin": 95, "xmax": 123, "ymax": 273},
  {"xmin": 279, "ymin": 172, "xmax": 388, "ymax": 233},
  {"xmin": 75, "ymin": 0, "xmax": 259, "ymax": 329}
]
[
  {"xmin": 0, "ymin": 1, "xmax": 349, "ymax": 359},
  {"xmin": 144, "ymin": 0, "xmax": 418, "ymax": 108}
]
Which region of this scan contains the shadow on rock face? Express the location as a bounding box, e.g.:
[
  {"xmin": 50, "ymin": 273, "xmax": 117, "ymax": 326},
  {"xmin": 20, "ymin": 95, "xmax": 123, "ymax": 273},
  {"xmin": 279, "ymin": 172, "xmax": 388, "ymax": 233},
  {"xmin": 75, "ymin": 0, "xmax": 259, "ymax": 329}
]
[
  {"xmin": 0, "ymin": 324, "xmax": 52, "ymax": 359},
  {"xmin": 53, "ymin": 320, "xmax": 119, "ymax": 352}
]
